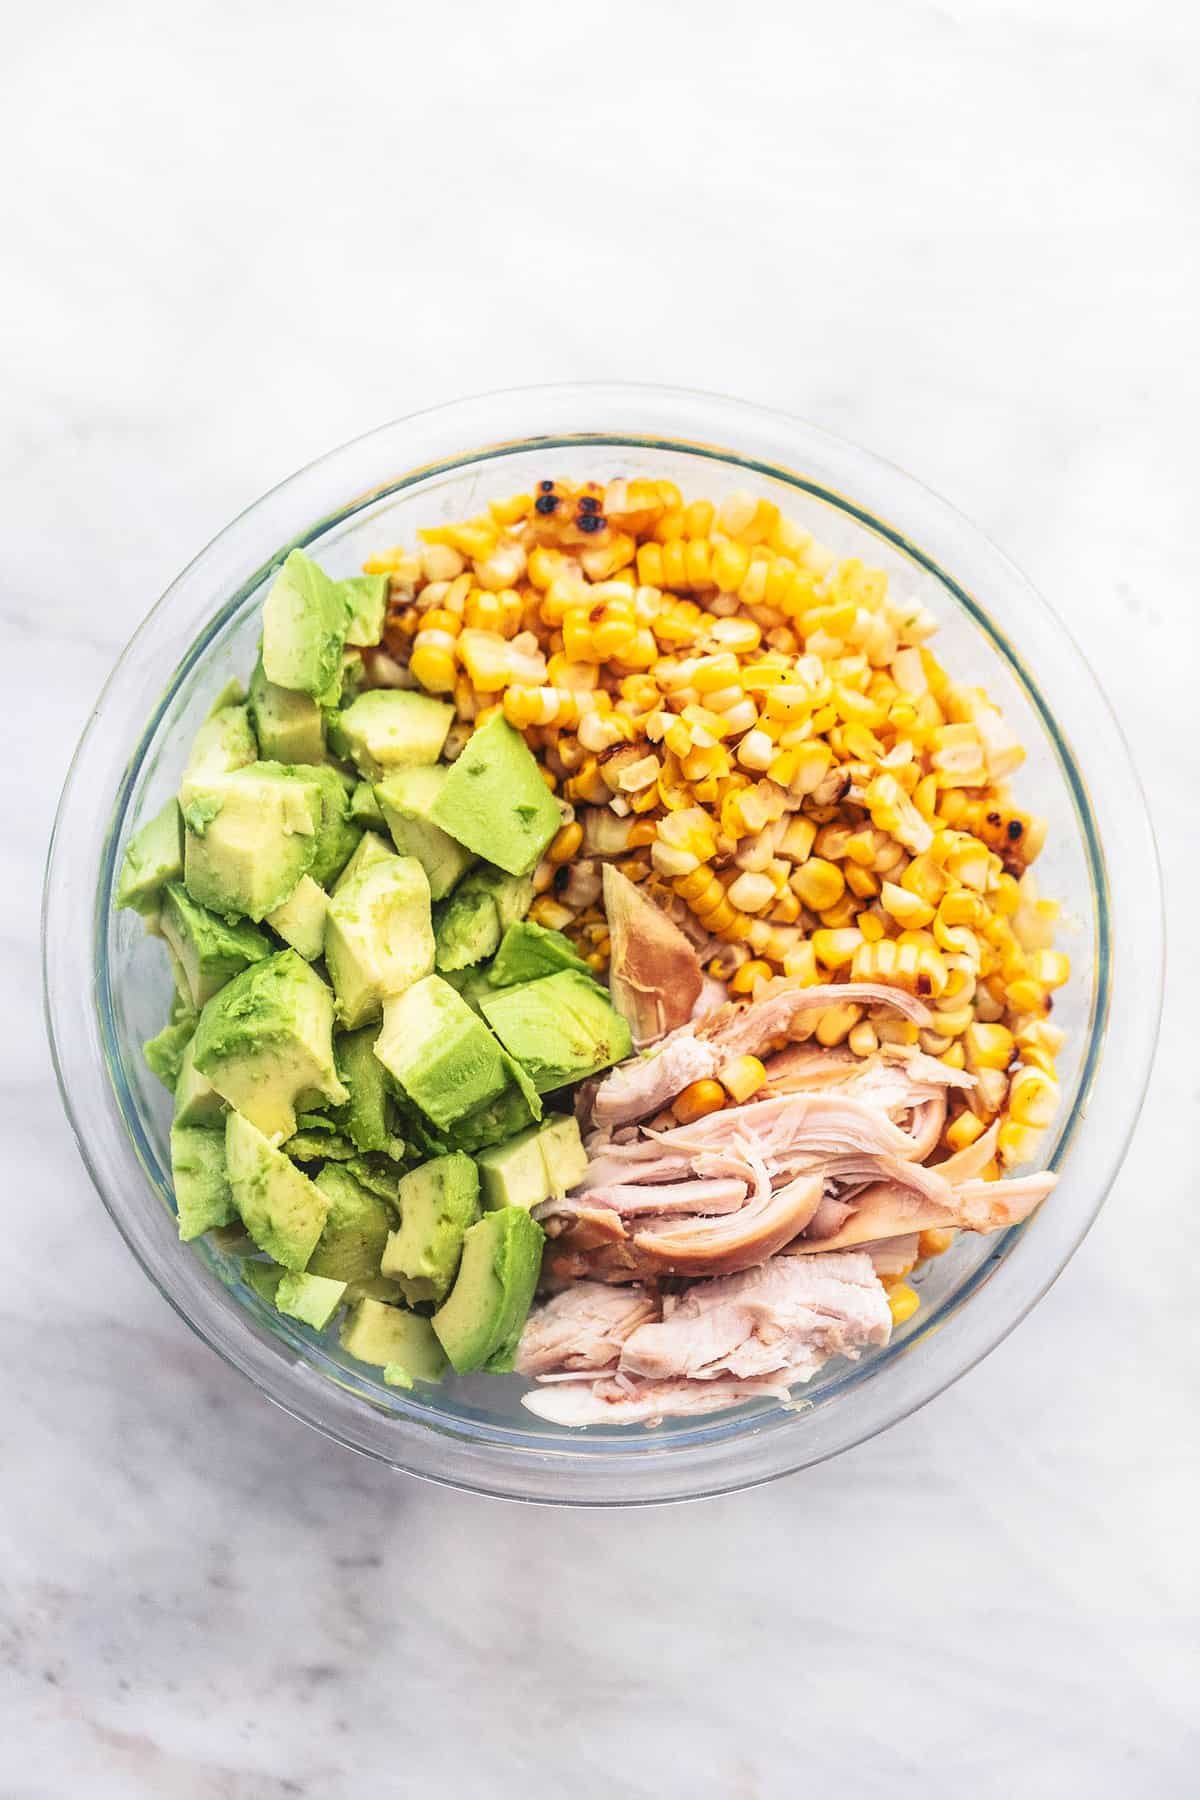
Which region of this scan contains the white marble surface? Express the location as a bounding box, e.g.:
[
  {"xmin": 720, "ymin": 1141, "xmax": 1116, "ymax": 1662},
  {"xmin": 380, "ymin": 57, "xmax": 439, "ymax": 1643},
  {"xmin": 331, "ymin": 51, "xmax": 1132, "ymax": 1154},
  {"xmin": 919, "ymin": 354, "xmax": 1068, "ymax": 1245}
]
[{"xmin": 5, "ymin": 2, "xmax": 1198, "ymax": 1794}]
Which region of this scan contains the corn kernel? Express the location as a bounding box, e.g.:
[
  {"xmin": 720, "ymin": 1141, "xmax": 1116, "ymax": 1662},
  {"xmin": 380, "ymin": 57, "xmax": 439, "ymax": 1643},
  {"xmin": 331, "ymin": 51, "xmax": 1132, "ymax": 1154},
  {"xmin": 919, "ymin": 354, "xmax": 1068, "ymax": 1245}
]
[
  {"xmin": 964, "ymin": 1022, "xmax": 1014, "ymax": 1071},
  {"xmin": 918, "ymin": 1228, "xmax": 956, "ymax": 1259},
  {"xmin": 719, "ymin": 1055, "xmax": 767, "ymax": 1103},
  {"xmin": 672, "ymin": 1079, "xmax": 727, "ymax": 1124},
  {"xmin": 887, "ymin": 1283, "xmax": 921, "ymax": 1327}
]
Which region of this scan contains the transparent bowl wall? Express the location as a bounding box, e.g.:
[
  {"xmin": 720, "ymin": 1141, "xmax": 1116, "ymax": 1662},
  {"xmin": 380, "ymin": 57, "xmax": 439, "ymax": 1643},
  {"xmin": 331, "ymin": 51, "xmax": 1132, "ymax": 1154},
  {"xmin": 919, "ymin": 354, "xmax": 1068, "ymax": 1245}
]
[{"xmin": 44, "ymin": 386, "xmax": 1162, "ymax": 1504}]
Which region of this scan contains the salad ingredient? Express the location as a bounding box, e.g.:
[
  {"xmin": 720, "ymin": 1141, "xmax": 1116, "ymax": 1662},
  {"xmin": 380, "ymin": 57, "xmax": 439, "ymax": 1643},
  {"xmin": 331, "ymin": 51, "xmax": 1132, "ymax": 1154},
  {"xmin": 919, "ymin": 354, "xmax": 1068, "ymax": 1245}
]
[
  {"xmin": 191, "ymin": 950, "xmax": 346, "ymax": 1141},
  {"xmin": 115, "ymin": 797, "xmax": 183, "ymax": 915},
  {"xmin": 182, "ymin": 763, "xmax": 323, "ymax": 920},
  {"xmin": 180, "ymin": 701, "xmax": 258, "ymax": 793},
  {"xmin": 375, "ymin": 973, "xmax": 514, "ymax": 1129},
  {"xmin": 262, "ymin": 549, "xmax": 349, "ymax": 703},
  {"xmin": 324, "ymin": 853, "xmax": 434, "ymax": 1028},
  {"xmin": 380, "ymin": 1153, "xmax": 481, "ymax": 1302},
  {"xmin": 431, "ymin": 1206, "xmax": 546, "ymax": 1374},
  {"xmin": 427, "ymin": 712, "xmax": 561, "ymax": 877},
  {"xmin": 247, "ymin": 657, "xmax": 325, "ymax": 764},
  {"xmin": 170, "ymin": 1123, "xmax": 236, "ymax": 1240},
  {"xmin": 479, "ymin": 969, "xmax": 633, "ymax": 1092},
  {"xmin": 340, "ymin": 1298, "xmax": 448, "ymax": 1384},
  {"xmin": 434, "ymin": 865, "xmax": 534, "ymax": 973},
  {"xmin": 375, "ymin": 766, "xmax": 476, "ymax": 899},
  {"xmin": 330, "ymin": 1026, "xmax": 397, "ymax": 1154},
  {"xmin": 159, "ymin": 881, "xmax": 271, "ymax": 1008},
  {"xmin": 225, "ymin": 1109, "xmax": 330, "ymax": 1270},
  {"xmin": 264, "ymin": 874, "xmax": 328, "ymax": 962},
  {"xmin": 601, "ymin": 863, "xmax": 703, "ymax": 1046},
  {"xmin": 476, "ymin": 1114, "xmax": 588, "ymax": 1212},
  {"xmin": 275, "ymin": 1271, "xmax": 348, "ymax": 1330},
  {"xmin": 333, "ymin": 687, "xmax": 453, "ymax": 780},
  {"xmin": 306, "ymin": 1165, "xmax": 393, "ymax": 1282},
  {"xmin": 486, "ymin": 920, "xmax": 592, "ymax": 987},
  {"xmin": 172, "ymin": 1038, "xmax": 223, "ymax": 1127}
]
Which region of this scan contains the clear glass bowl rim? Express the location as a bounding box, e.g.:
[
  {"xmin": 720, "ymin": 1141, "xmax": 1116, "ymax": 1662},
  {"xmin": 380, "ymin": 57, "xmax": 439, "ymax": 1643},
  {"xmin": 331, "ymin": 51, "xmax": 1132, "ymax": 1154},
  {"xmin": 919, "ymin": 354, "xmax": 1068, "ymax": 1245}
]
[{"xmin": 43, "ymin": 381, "xmax": 1163, "ymax": 1506}]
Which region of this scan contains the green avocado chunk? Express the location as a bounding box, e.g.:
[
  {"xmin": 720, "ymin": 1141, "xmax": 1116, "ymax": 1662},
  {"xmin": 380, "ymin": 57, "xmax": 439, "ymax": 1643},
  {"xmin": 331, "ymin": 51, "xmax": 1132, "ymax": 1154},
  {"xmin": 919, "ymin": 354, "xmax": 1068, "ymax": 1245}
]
[
  {"xmin": 325, "ymin": 854, "xmax": 435, "ymax": 1030},
  {"xmin": 480, "ymin": 969, "xmax": 632, "ymax": 1093},
  {"xmin": 375, "ymin": 766, "xmax": 476, "ymax": 901},
  {"xmin": 192, "ymin": 949, "xmax": 346, "ymax": 1141},
  {"xmin": 262, "ymin": 549, "xmax": 348, "ymax": 704},
  {"xmin": 350, "ymin": 780, "xmax": 387, "ymax": 830},
  {"xmin": 340, "ymin": 1298, "xmax": 448, "ymax": 1382},
  {"xmin": 331, "ymin": 1025, "xmax": 394, "ymax": 1153},
  {"xmin": 432, "ymin": 1206, "xmax": 545, "ymax": 1374},
  {"xmin": 336, "ymin": 689, "xmax": 454, "ymax": 781},
  {"xmin": 116, "ymin": 797, "xmax": 184, "ymax": 915},
  {"xmin": 225, "ymin": 1108, "xmax": 331, "ymax": 1269},
  {"xmin": 265, "ymin": 874, "xmax": 328, "ymax": 962},
  {"xmin": 487, "ymin": 920, "xmax": 591, "ymax": 987},
  {"xmin": 143, "ymin": 1017, "xmax": 195, "ymax": 1090},
  {"xmin": 428, "ymin": 713, "xmax": 561, "ymax": 877},
  {"xmin": 180, "ymin": 702, "xmax": 259, "ymax": 796},
  {"xmin": 332, "ymin": 829, "xmax": 395, "ymax": 895},
  {"xmin": 307, "ymin": 1165, "xmax": 393, "ymax": 1282},
  {"xmin": 274, "ymin": 1270, "xmax": 348, "ymax": 1330},
  {"xmin": 434, "ymin": 865, "xmax": 534, "ymax": 973},
  {"xmin": 172, "ymin": 1035, "xmax": 225, "ymax": 1127},
  {"xmin": 380, "ymin": 1153, "xmax": 480, "ymax": 1303},
  {"xmin": 448, "ymin": 1083, "xmax": 540, "ymax": 1152},
  {"xmin": 241, "ymin": 1259, "xmax": 284, "ymax": 1305},
  {"xmin": 170, "ymin": 1123, "xmax": 237, "ymax": 1240},
  {"xmin": 159, "ymin": 881, "xmax": 272, "ymax": 1008},
  {"xmin": 375, "ymin": 975, "xmax": 511, "ymax": 1129},
  {"xmin": 248, "ymin": 657, "xmax": 325, "ymax": 764},
  {"xmin": 476, "ymin": 1114, "xmax": 587, "ymax": 1212},
  {"xmin": 305, "ymin": 764, "xmax": 362, "ymax": 889},
  {"xmin": 182, "ymin": 762, "xmax": 323, "ymax": 922},
  {"xmin": 344, "ymin": 1156, "xmax": 405, "ymax": 1202},
  {"xmin": 337, "ymin": 574, "xmax": 388, "ymax": 648}
]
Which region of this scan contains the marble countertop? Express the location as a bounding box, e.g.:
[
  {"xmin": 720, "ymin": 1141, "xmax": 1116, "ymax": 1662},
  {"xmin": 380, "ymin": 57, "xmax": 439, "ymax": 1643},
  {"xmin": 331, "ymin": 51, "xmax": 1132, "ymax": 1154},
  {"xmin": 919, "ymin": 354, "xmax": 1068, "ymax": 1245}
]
[{"xmin": 5, "ymin": 3, "xmax": 1197, "ymax": 1794}]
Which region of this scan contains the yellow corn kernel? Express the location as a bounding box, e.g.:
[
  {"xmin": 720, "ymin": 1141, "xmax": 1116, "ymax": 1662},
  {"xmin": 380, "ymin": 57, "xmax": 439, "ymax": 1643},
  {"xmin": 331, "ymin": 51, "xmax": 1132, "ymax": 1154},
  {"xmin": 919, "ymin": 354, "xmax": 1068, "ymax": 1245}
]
[
  {"xmin": 547, "ymin": 821, "xmax": 583, "ymax": 865},
  {"xmin": 887, "ymin": 1284, "xmax": 921, "ymax": 1327},
  {"xmin": 782, "ymin": 942, "xmax": 820, "ymax": 984},
  {"xmin": 1031, "ymin": 949, "xmax": 1070, "ymax": 990},
  {"xmin": 726, "ymin": 871, "xmax": 776, "ymax": 914},
  {"xmin": 1009, "ymin": 1065, "xmax": 1059, "ymax": 1129},
  {"xmin": 814, "ymin": 1002, "xmax": 862, "ymax": 1047},
  {"xmin": 997, "ymin": 1118, "xmax": 1043, "ymax": 1169},
  {"xmin": 409, "ymin": 639, "xmax": 458, "ymax": 695},
  {"xmin": 817, "ymin": 895, "xmax": 860, "ymax": 931},
  {"xmin": 811, "ymin": 928, "xmax": 863, "ymax": 970},
  {"xmin": 719, "ymin": 1055, "xmax": 767, "ymax": 1103},
  {"xmin": 489, "ymin": 491, "xmax": 532, "ymax": 527},
  {"xmin": 728, "ymin": 958, "xmax": 772, "ymax": 997},
  {"xmin": 918, "ymin": 1228, "xmax": 956, "ymax": 1259},
  {"xmin": 711, "ymin": 537, "xmax": 752, "ymax": 593},
  {"xmin": 880, "ymin": 880, "xmax": 935, "ymax": 929},
  {"xmin": 848, "ymin": 1020, "xmax": 878, "ymax": 1058},
  {"xmin": 856, "ymin": 905, "xmax": 886, "ymax": 939},
  {"xmin": 1005, "ymin": 975, "xmax": 1046, "ymax": 1015},
  {"xmin": 672, "ymin": 1079, "xmax": 728, "ymax": 1125},
  {"xmin": 944, "ymin": 1111, "xmax": 986, "ymax": 1153},
  {"xmin": 964, "ymin": 1022, "xmax": 1015, "ymax": 1071}
]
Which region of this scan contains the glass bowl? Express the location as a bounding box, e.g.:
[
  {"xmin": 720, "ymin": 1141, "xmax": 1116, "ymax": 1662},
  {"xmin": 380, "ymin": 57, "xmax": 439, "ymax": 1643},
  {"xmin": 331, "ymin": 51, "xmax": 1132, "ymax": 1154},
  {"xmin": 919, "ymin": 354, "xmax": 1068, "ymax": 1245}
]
[{"xmin": 43, "ymin": 383, "xmax": 1162, "ymax": 1505}]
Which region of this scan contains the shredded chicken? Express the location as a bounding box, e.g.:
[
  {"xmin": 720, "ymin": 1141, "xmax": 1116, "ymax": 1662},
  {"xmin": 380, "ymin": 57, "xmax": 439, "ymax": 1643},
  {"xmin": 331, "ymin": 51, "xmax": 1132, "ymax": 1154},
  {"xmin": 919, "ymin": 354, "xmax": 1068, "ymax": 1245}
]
[
  {"xmin": 515, "ymin": 1282, "xmax": 659, "ymax": 1376},
  {"xmin": 602, "ymin": 864, "xmax": 704, "ymax": 1048}
]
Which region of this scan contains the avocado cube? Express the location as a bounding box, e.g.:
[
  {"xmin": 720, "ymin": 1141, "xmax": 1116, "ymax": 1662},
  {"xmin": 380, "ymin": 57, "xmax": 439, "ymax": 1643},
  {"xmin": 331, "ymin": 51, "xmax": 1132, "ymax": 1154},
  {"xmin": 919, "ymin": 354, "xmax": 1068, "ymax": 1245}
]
[
  {"xmin": 265, "ymin": 874, "xmax": 328, "ymax": 962},
  {"xmin": 182, "ymin": 762, "xmax": 323, "ymax": 922},
  {"xmin": 375, "ymin": 975, "xmax": 511, "ymax": 1129},
  {"xmin": 344, "ymin": 1274, "xmax": 408, "ymax": 1305},
  {"xmin": 160, "ymin": 881, "xmax": 272, "ymax": 1008},
  {"xmin": 434, "ymin": 865, "xmax": 534, "ymax": 973},
  {"xmin": 248, "ymin": 657, "xmax": 325, "ymax": 764},
  {"xmin": 488, "ymin": 920, "xmax": 591, "ymax": 988},
  {"xmin": 307, "ymin": 1165, "xmax": 393, "ymax": 1282},
  {"xmin": 262, "ymin": 549, "xmax": 348, "ymax": 703},
  {"xmin": 431, "ymin": 1207, "xmax": 545, "ymax": 1374},
  {"xmin": 331, "ymin": 829, "xmax": 395, "ymax": 895},
  {"xmin": 116, "ymin": 797, "xmax": 184, "ymax": 916},
  {"xmin": 536, "ymin": 1114, "xmax": 589, "ymax": 1197},
  {"xmin": 332, "ymin": 1026, "xmax": 393, "ymax": 1153},
  {"xmin": 429, "ymin": 714, "xmax": 561, "ymax": 877},
  {"xmin": 480, "ymin": 969, "xmax": 632, "ymax": 1093},
  {"xmin": 242, "ymin": 1259, "xmax": 284, "ymax": 1305},
  {"xmin": 325, "ymin": 855, "xmax": 435, "ymax": 1030},
  {"xmin": 205, "ymin": 678, "xmax": 247, "ymax": 716},
  {"xmin": 380, "ymin": 1153, "xmax": 480, "ymax": 1303},
  {"xmin": 143, "ymin": 1018, "xmax": 195, "ymax": 1090},
  {"xmin": 192, "ymin": 949, "xmax": 346, "ymax": 1142},
  {"xmin": 475, "ymin": 1113, "xmax": 587, "ymax": 1212},
  {"xmin": 170, "ymin": 1123, "xmax": 237, "ymax": 1240},
  {"xmin": 337, "ymin": 573, "xmax": 388, "ymax": 648},
  {"xmin": 340, "ymin": 1299, "xmax": 448, "ymax": 1383},
  {"xmin": 343, "ymin": 1156, "xmax": 405, "ymax": 1202},
  {"xmin": 180, "ymin": 703, "xmax": 259, "ymax": 797},
  {"xmin": 350, "ymin": 780, "xmax": 386, "ymax": 830},
  {"xmin": 335, "ymin": 689, "xmax": 453, "ymax": 782},
  {"xmin": 375, "ymin": 766, "xmax": 476, "ymax": 900},
  {"xmin": 305, "ymin": 765, "xmax": 362, "ymax": 889},
  {"xmin": 173, "ymin": 1036, "xmax": 225, "ymax": 1127},
  {"xmin": 274, "ymin": 1270, "xmax": 348, "ymax": 1330},
  {"xmin": 225, "ymin": 1108, "xmax": 331, "ymax": 1270}
]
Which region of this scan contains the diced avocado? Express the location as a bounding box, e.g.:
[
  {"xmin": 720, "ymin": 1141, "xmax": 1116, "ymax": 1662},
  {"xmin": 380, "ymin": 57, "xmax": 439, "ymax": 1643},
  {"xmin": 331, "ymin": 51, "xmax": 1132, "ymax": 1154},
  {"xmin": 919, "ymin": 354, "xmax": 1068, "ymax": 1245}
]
[
  {"xmin": 325, "ymin": 855, "xmax": 435, "ymax": 1029},
  {"xmin": 350, "ymin": 780, "xmax": 386, "ymax": 830},
  {"xmin": 262, "ymin": 549, "xmax": 348, "ymax": 703},
  {"xmin": 475, "ymin": 1113, "xmax": 587, "ymax": 1211},
  {"xmin": 428, "ymin": 713, "xmax": 561, "ymax": 877},
  {"xmin": 225, "ymin": 1108, "xmax": 331, "ymax": 1269},
  {"xmin": 344, "ymin": 1156, "xmax": 404, "ymax": 1202},
  {"xmin": 332, "ymin": 829, "xmax": 395, "ymax": 895},
  {"xmin": 116, "ymin": 797, "xmax": 184, "ymax": 915},
  {"xmin": 344, "ymin": 1274, "xmax": 408, "ymax": 1305},
  {"xmin": 375, "ymin": 975, "xmax": 511, "ymax": 1129},
  {"xmin": 305, "ymin": 765, "xmax": 362, "ymax": 889},
  {"xmin": 265, "ymin": 874, "xmax": 328, "ymax": 962},
  {"xmin": 242, "ymin": 1258, "xmax": 284, "ymax": 1304},
  {"xmin": 375, "ymin": 766, "xmax": 475, "ymax": 901},
  {"xmin": 380, "ymin": 1153, "xmax": 480, "ymax": 1303},
  {"xmin": 332, "ymin": 1025, "xmax": 394, "ymax": 1153},
  {"xmin": 443, "ymin": 964, "xmax": 494, "ymax": 1015},
  {"xmin": 431, "ymin": 1207, "xmax": 545, "ymax": 1374},
  {"xmin": 248, "ymin": 657, "xmax": 325, "ymax": 764},
  {"xmin": 340, "ymin": 1298, "xmax": 448, "ymax": 1382},
  {"xmin": 170, "ymin": 1123, "xmax": 237, "ymax": 1240},
  {"xmin": 307, "ymin": 1165, "xmax": 392, "ymax": 1282},
  {"xmin": 480, "ymin": 970, "xmax": 631, "ymax": 1093},
  {"xmin": 448, "ymin": 1081, "xmax": 540, "ymax": 1153},
  {"xmin": 337, "ymin": 574, "xmax": 388, "ymax": 648},
  {"xmin": 206, "ymin": 678, "xmax": 247, "ymax": 716},
  {"xmin": 434, "ymin": 865, "xmax": 534, "ymax": 973},
  {"xmin": 180, "ymin": 703, "xmax": 259, "ymax": 796},
  {"xmin": 159, "ymin": 881, "xmax": 272, "ymax": 1008},
  {"xmin": 335, "ymin": 689, "xmax": 453, "ymax": 781},
  {"xmin": 390, "ymin": 1274, "xmax": 440, "ymax": 1307},
  {"xmin": 192, "ymin": 949, "xmax": 346, "ymax": 1141},
  {"xmin": 488, "ymin": 920, "xmax": 591, "ymax": 987},
  {"xmin": 143, "ymin": 1018, "xmax": 195, "ymax": 1090},
  {"xmin": 274, "ymin": 1270, "xmax": 347, "ymax": 1329},
  {"xmin": 284, "ymin": 1128, "xmax": 356, "ymax": 1162},
  {"xmin": 340, "ymin": 648, "xmax": 366, "ymax": 702},
  {"xmin": 173, "ymin": 1036, "xmax": 225, "ymax": 1127},
  {"xmin": 182, "ymin": 762, "xmax": 323, "ymax": 921}
]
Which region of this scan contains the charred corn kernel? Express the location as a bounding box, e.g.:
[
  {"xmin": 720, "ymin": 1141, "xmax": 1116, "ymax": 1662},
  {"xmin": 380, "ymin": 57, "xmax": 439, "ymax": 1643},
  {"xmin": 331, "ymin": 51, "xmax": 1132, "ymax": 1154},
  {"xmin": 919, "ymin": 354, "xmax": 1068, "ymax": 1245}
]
[
  {"xmin": 728, "ymin": 958, "xmax": 772, "ymax": 997},
  {"xmin": 964, "ymin": 1022, "xmax": 1014, "ymax": 1070},
  {"xmin": 719, "ymin": 1055, "xmax": 767, "ymax": 1102},
  {"xmin": 1009, "ymin": 1065, "xmax": 1059, "ymax": 1128},
  {"xmin": 815, "ymin": 1002, "xmax": 863, "ymax": 1047},
  {"xmin": 997, "ymin": 1118, "xmax": 1042, "ymax": 1168},
  {"xmin": 945, "ymin": 1111, "xmax": 986, "ymax": 1152},
  {"xmin": 790, "ymin": 858, "xmax": 845, "ymax": 911},
  {"xmin": 880, "ymin": 880, "xmax": 935, "ymax": 928},
  {"xmin": 547, "ymin": 821, "xmax": 583, "ymax": 864},
  {"xmin": 918, "ymin": 1228, "xmax": 956, "ymax": 1259},
  {"xmin": 672, "ymin": 1079, "xmax": 728, "ymax": 1125},
  {"xmin": 811, "ymin": 928, "xmax": 863, "ymax": 970},
  {"xmin": 887, "ymin": 1284, "xmax": 920, "ymax": 1327},
  {"xmin": 848, "ymin": 1020, "xmax": 879, "ymax": 1058},
  {"xmin": 1031, "ymin": 949, "xmax": 1070, "ymax": 989}
]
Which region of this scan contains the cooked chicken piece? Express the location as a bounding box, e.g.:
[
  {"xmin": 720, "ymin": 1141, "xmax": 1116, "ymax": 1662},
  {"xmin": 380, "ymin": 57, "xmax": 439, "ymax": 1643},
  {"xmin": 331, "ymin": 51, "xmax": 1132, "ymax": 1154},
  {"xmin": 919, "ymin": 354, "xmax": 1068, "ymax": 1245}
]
[
  {"xmin": 862, "ymin": 1234, "xmax": 922, "ymax": 1277},
  {"xmin": 789, "ymin": 1162, "xmax": 1054, "ymax": 1253},
  {"xmin": 590, "ymin": 982, "xmax": 936, "ymax": 1129},
  {"xmin": 514, "ymin": 1281, "xmax": 659, "ymax": 1376},
  {"xmin": 602, "ymin": 865, "xmax": 704, "ymax": 1048},
  {"xmin": 626, "ymin": 1172, "xmax": 824, "ymax": 1278},
  {"xmin": 553, "ymin": 1177, "xmax": 749, "ymax": 1219},
  {"xmin": 522, "ymin": 1372, "xmax": 794, "ymax": 1427}
]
